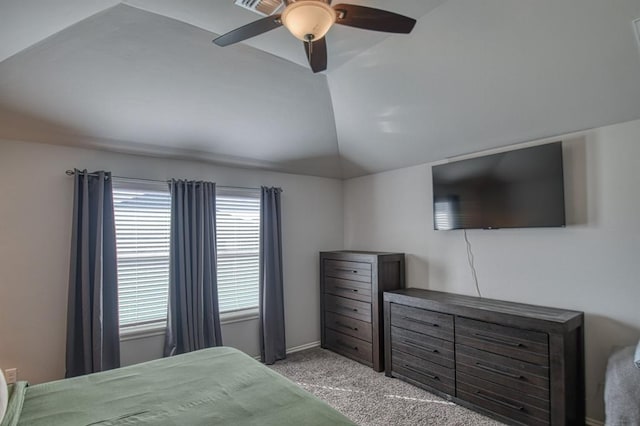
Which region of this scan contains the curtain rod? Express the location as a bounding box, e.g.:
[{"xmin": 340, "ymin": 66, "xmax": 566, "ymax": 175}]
[{"xmin": 65, "ymin": 170, "xmax": 263, "ymax": 192}]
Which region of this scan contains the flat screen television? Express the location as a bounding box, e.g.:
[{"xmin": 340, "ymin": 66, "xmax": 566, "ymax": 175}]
[{"xmin": 432, "ymin": 142, "xmax": 565, "ymax": 230}]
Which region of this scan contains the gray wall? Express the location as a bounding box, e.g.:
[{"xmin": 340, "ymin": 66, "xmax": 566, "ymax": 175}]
[
  {"xmin": 0, "ymin": 139, "xmax": 343, "ymax": 382},
  {"xmin": 342, "ymin": 118, "xmax": 640, "ymax": 422}
]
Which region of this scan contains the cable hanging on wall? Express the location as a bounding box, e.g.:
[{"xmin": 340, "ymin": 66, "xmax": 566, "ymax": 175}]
[{"xmin": 463, "ymin": 229, "xmax": 482, "ymax": 298}]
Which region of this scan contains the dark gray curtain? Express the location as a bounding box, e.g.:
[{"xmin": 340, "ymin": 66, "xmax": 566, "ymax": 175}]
[
  {"xmin": 259, "ymin": 186, "xmax": 286, "ymax": 364},
  {"xmin": 164, "ymin": 180, "xmax": 222, "ymax": 356},
  {"xmin": 66, "ymin": 169, "xmax": 120, "ymax": 378}
]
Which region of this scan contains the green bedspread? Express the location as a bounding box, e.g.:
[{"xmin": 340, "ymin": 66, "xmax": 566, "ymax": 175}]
[{"xmin": 2, "ymin": 347, "xmax": 355, "ymax": 426}]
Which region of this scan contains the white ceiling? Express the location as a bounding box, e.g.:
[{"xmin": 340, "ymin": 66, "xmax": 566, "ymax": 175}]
[
  {"xmin": 0, "ymin": 0, "xmax": 639, "ymax": 178},
  {"xmin": 329, "ymin": 0, "xmax": 640, "ymax": 175}
]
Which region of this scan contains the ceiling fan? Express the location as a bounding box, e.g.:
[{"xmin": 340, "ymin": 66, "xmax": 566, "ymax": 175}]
[{"xmin": 213, "ymin": 0, "xmax": 417, "ymax": 73}]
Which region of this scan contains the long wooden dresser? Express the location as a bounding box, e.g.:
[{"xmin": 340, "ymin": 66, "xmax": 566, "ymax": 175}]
[
  {"xmin": 384, "ymin": 289, "xmax": 584, "ymax": 425},
  {"xmin": 320, "ymin": 251, "xmax": 405, "ymax": 372}
]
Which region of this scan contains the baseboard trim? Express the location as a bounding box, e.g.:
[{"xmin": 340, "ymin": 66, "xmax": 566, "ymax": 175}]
[
  {"xmin": 586, "ymin": 417, "xmax": 604, "ymax": 426},
  {"xmin": 254, "ymin": 341, "xmax": 321, "ymax": 360},
  {"xmin": 287, "ymin": 341, "xmax": 321, "ymax": 354}
]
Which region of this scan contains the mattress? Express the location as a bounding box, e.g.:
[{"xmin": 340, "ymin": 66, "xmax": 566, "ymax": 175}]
[{"xmin": 1, "ymin": 346, "xmax": 354, "ymax": 426}]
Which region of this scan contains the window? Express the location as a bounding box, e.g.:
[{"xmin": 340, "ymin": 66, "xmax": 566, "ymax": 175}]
[
  {"xmin": 113, "ymin": 181, "xmax": 260, "ymax": 331},
  {"xmin": 113, "ymin": 179, "xmax": 171, "ymax": 329},
  {"xmin": 216, "ymin": 188, "xmax": 261, "ymax": 313}
]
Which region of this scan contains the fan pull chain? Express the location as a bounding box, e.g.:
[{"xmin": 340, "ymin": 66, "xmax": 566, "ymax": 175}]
[{"xmin": 305, "ymin": 34, "xmax": 314, "ymax": 59}]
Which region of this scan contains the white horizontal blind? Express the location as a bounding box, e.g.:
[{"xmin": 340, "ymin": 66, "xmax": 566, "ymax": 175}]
[
  {"xmin": 216, "ymin": 188, "xmax": 261, "ymax": 313},
  {"xmin": 112, "ymin": 179, "xmax": 171, "ymax": 328}
]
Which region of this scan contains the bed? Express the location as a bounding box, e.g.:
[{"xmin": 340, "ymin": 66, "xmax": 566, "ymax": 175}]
[{"xmin": 1, "ymin": 346, "xmax": 355, "ymax": 426}]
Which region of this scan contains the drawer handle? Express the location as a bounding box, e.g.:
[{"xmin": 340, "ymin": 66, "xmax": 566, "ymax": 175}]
[
  {"xmin": 475, "ymin": 362, "xmax": 524, "ymax": 380},
  {"xmin": 334, "ymin": 286, "xmax": 359, "ymax": 293},
  {"xmin": 338, "ymin": 305, "xmax": 362, "ymax": 314},
  {"xmin": 336, "ymin": 340, "xmax": 358, "ymax": 351},
  {"xmin": 403, "ymin": 316, "xmax": 439, "ymax": 328},
  {"xmin": 403, "ymin": 339, "xmax": 439, "ymax": 354},
  {"xmin": 335, "ymin": 322, "xmax": 358, "ymax": 332},
  {"xmin": 475, "ymin": 390, "xmax": 524, "ymax": 412},
  {"xmin": 403, "ymin": 364, "xmax": 439, "ymax": 381},
  {"xmin": 472, "ymin": 332, "xmax": 523, "ymax": 348},
  {"xmin": 335, "ymin": 267, "xmax": 359, "ymax": 274}
]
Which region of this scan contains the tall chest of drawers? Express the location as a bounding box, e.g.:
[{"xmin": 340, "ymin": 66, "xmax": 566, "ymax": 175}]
[
  {"xmin": 384, "ymin": 289, "xmax": 585, "ymax": 426},
  {"xmin": 320, "ymin": 251, "xmax": 405, "ymax": 372}
]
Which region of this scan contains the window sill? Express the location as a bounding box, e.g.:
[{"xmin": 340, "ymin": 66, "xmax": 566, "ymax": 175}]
[
  {"xmin": 119, "ymin": 309, "xmax": 259, "ymax": 341},
  {"xmin": 120, "ymin": 323, "xmax": 166, "ymax": 341},
  {"xmin": 221, "ymin": 308, "xmax": 259, "ymax": 325}
]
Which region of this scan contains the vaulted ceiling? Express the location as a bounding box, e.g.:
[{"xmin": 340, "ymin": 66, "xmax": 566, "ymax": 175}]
[{"xmin": 1, "ymin": 0, "xmax": 639, "ymax": 178}]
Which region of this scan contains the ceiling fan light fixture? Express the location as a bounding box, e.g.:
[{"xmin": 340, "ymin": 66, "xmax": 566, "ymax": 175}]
[{"xmin": 281, "ymin": 1, "xmax": 336, "ymax": 41}]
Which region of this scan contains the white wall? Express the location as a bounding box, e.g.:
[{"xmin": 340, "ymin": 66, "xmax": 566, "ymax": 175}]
[
  {"xmin": 343, "ymin": 119, "xmax": 640, "ymax": 422},
  {"xmin": 0, "ymin": 139, "xmax": 343, "ymax": 383}
]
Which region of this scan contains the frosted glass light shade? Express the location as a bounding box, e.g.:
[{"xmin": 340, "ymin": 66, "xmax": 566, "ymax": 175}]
[{"xmin": 282, "ymin": 1, "xmax": 336, "ymax": 41}]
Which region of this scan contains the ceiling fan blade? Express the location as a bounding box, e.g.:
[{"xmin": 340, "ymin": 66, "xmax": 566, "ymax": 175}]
[
  {"xmin": 333, "ymin": 4, "xmax": 416, "ymax": 34},
  {"xmin": 304, "ymin": 38, "xmax": 327, "ymax": 73},
  {"xmin": 213, "ymin": 15, "xmax": 282, "ymax": 47}
]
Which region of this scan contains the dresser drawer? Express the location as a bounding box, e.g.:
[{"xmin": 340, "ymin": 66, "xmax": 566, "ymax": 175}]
[
  {"xmin": 325, "ymin": 328, "xmax": 373, "ymax": 364},
  {"xmin": 392, "ymin": 349, "xmax": 455, "ymax": 395},
  {"xmin": 324, "ymin": 294, "xmax": 371, "ymax": 323},
  {"xmin": 390, "ymin": 303, "xmax": 454, "ymax": 342},
  {"xmin": 324, "ymin": 276, "xmax": 372, "ymax": 302},
  {"xmin": 457, "ymin": 375, "xmax": 550, "ymax": 426},
  {"xmin": 456, "ymin": 344, "xmax": 549, "ymax": 399},
  {"xmin": 391, "ymin": 326, "xmax": 454, "ymax": 369},
  {"xmin": 456, "ymin": 317, "xmax": 549, "ymax": 365},
  {"xmin": 325, "ymin": 312, "xmax": 372, "ymax": 342},
  {"xmin": 324, "ymin": 259, "xmax": 371, "ymax": 283}
]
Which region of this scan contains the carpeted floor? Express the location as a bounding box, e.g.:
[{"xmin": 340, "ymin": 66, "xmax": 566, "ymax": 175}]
[{"xmin": 269, "ymin": 347, "xmax": 505, "ymax": 426}]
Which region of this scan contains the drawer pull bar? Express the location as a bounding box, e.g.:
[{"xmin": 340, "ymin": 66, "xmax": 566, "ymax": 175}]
[
  {"xmin": 403, "ymin": 339, "xmax": 439, "ymax": 354},
  {"xmin": 475, "ymin": 390, "xmax": 524, "ymax": 411},
  {"xmin": 334, "ymin": 286, "xmax": 359, "ymax": 293},
  {"xmin": 335, "ymin": 322, "xmax": 358, "ymax": 332},
  {"xmin": 472, "ymin": 333, "xmax": 523, "ymax": 348},
  {"xmin": 334, "ymin": 267, "xmax": 359, "ymax": 274},
  {"xmin": 336, "ymin": 340, "xmax": 358, "ymax": 351},
  {"xmin": 403, "ymin": 316, "xmax": 439, "ymax": 327},
  {"xmin": 475, "ymin": 362, "xmax": 524, "ymax": 380},
  {"xmin": 403, "ymin": 364, "xmax": 439, "ymax": 381}
]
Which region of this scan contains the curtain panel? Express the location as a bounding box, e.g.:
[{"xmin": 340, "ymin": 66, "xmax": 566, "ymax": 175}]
[
  {"xmin": 164, "ymin": 180, "xmax": 222, "ymax": 356},
  {"xmin": 66, "ymin": 169, "xmax": 120, "ymax": 378},
  {"xmin": 259, "ymin": 186, "xmax": 286, "ymax": 365}
]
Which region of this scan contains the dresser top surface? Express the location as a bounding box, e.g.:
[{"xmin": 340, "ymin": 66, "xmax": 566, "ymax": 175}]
[
  {"xmin": 385, "ymin": 288, "xmax": 583, "ymax": 325},
  {"xmin": 321, "ymin": 250, "xmax": 403, "ymax": 256}
]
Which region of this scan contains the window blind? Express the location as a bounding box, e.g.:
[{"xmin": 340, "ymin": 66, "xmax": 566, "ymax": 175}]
[
  {"xmin": 112, "ymin": 179, "xmax": 171, "ymax": 328},
  {"xmin": 216, "ymin": 188, "xmax": 261, "ymax": 313}
]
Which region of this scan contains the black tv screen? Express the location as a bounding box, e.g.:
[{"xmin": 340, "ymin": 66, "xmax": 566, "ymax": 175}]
[{"xmin": 432, "ymin": 142, "xmax": 565, "ymax": 230}]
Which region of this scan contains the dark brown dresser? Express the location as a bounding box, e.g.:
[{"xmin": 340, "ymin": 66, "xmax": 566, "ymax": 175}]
[
  {"xmin": 320, "ymin": 251, "xmax": 405, "ymax": 372},
  {"xmin": 384, "ymin": 289, "xmax": 584, "ymax": 426}
]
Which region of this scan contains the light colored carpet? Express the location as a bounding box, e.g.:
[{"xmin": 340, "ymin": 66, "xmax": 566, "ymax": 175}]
[{"xmin": 269, "ymin": 347, "xmax": 505, "ymax": 426}]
